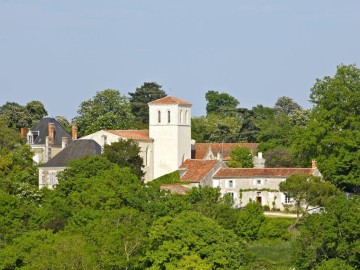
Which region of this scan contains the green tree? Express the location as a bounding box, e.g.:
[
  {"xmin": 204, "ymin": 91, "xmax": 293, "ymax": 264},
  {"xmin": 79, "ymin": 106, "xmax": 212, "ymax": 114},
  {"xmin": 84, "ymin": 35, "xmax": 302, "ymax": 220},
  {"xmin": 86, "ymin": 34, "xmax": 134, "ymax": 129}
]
[
  {"xmin": 293, "ymin": 196, "xmax": 360, "ymax": 269},
  {"xmin": 145, "ymin": 211, "xmax": 245, "ymax": 269},
  {"xmin": 236, "ymin": 201, "xmax": 265, "ymax": 241},
  {"xmin": 264, "ymin": 148, "xmax": 297, "ymax": 168},
  {"xmin": 292, "ymin": 64, "xmax": 360, "ymax": 193},
  {"xmin": 279, "ymin": 174, "xmax": 338, "ymax": 226},
  {"xmin": 227, "ymin": 146, "xmax": 253, "ymax": 168},
  {"xmin": 205, "ymin": 90, "xmax": 239, "ymax": 116},
  {"xmin": 72, "ymin": 89, "xmax": 134, "ymax": 137},
  {"xmin": 274, "ymin": 96, "xmax": 302, "ymax": 116},
  {"xmin": 0, "ymin": 101, "xmax": 47, "ymax": 130},
  {"xmin": 55, "ymin": 115, "xmax": 72, "ymax": 134},
  {"xmin": 129, "ymin": 82, "xmax": 167, "ymax": 127},
  {"xmin": 103, "ymin": 139, "xmax": 144, "ymax": 180}
]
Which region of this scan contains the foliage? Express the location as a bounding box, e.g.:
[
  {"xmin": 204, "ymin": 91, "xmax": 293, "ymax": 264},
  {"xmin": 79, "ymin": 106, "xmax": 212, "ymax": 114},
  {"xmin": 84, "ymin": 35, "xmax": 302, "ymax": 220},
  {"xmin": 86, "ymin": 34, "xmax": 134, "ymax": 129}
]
[
  {"xmin": 145, "ymin": 211, "xmax": 245, "ymax": 270},
  {"xmin": 274, "ymin": 96, "xmax": 302, "ymax": 116},
  {"xmin": 103, "ymin": 139, "xmax": 145, "ymax": 179},
  {"xmin": 258, "ymin": 217, "xmax": 294, "ymax": 240},
  {"xmin": 205, "ymin": 90, "xmax": 239, "ymax": 116},
  {"xmin": 293, "ymin": 195, "xmax": 360, "ymax": 269},
  {"xmin": 191, "ymin": 114, "xmax": 242, "ymax": 142},
  {"xmin": 279, "ymin": 174, "xmax": 339, "ymax": 226},
  {"xmin": 72, "ymin": 89, "xmax": 134, "ymax": 137},
  {"xmin": 0, "ymin": 100, "xmax": 47, "ymax": 130},
  {"xmin": 292, "ymin": 64, "xmax": 360, "ymax": 193},
  {"xmin": 236, "ymin": 201, "xmax": 265, "ymax": 241},
  {"xmin": 264, "ymin": 148, "xmax": 297, "ymax": 168},
  {"xmin": 55, "ymin": 115, "xmax": 72, "ymax": 134},
  {"xmin": 227, "ymin": 146, "xmax": 253, "ymax": 168},
  {"xmin": 128, "ymin": 82, "xmax": 167, "ymax": 127}
]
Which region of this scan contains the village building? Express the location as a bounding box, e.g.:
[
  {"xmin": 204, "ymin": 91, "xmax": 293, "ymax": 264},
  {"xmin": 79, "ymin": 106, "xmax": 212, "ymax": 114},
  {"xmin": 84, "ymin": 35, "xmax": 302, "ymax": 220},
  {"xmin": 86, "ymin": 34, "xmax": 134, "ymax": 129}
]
[
  {"xmin": 22, "ymin": 117, "xmax": 77, "ymax": 163},
  {"xmin": 32, "ymin": 95, "xmax": 321, "ymax": 212}
]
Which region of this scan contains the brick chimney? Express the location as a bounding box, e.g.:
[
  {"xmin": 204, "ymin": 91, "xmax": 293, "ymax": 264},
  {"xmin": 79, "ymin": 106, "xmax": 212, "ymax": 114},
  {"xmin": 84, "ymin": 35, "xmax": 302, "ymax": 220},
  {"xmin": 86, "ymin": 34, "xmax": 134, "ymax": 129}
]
[
  {"xmin": 20, "ymin": 128, "xmax": 27, "ymax": 137},
  {"xmin": 62, "ymin": 137, "xmax": 69, "ymax": 149},
  {"xmin": 48, "ymin": 123, "xmax": 55, "ymax": 145},
  {"xmin": 312, "ymin": 160, "xmax": 317, "ymax": 169},
  {"xmin": 72, "ymin": 125, "xmax": 78, "ymax": 140}
]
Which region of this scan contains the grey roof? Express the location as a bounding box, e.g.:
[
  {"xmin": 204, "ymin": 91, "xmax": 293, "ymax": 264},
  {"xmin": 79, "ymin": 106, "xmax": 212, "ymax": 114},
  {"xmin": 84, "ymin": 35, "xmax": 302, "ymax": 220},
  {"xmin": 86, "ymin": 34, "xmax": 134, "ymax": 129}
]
[
  {"xmin": 31, "ymin": 117, "xmax": 72, "ymax": 146},
  {"xmin": 40, "ymin": 139, "xmax": 101, "ymax": 167}
]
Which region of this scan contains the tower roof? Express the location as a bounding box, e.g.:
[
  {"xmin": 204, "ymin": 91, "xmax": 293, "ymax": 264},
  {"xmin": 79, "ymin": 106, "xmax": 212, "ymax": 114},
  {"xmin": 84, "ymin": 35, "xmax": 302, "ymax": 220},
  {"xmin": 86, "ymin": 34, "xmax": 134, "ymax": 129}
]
[{"xmin": 148, "ymin": 96, "xmax": 191, "ymax": 105}]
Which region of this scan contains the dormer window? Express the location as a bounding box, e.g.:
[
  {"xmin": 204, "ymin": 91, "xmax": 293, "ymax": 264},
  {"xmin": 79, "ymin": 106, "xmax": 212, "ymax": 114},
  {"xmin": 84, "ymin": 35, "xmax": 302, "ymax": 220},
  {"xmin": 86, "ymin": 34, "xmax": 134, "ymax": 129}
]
[
  {"xmin": 28, "ymin": 134, "xmax": 33, "ymax": 144},
  {"xmin": 167, "ymin": 110, "xmax": 171, "ymax": 123}
]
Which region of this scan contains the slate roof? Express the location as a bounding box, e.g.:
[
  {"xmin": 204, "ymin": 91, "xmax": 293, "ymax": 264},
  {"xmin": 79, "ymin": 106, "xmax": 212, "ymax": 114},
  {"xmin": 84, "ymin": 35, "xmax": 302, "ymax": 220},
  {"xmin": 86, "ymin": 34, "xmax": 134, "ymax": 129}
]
[
  {"xmin": 40, "ymin": 139, "xmax": 101, "ymax": 167},
  {"xmin": 148, "ymin": 96, "xmax": 191, "ymax": 105},
  {"xmin": 105, "ymin": 130, "xmax": 152, "ymax": 141},
  {"xmin": 31, "ymin": 117, "xmax": 72, "ymax": 146},
  {"xmin": 180, "ymin": 159, "xmax": 220, "ymax": 182},
  {"xmin": 193, "ymin": 143, "xmax": 259, "ymax": 160},
  {"xmin": 160, "ymin": 184, "xmax": 191, "ymax": 195},
  {"xmin": 213, "ymin": 168, "xmax": 315, "ymax": 178}
]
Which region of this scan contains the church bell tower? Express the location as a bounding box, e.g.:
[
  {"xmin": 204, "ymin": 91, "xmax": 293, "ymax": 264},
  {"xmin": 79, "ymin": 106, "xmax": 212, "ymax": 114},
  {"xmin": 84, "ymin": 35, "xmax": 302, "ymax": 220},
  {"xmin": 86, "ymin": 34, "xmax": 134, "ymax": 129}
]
[{"xmin": 148, "ymin": 96, "xmax": 192, "ymax": 179}]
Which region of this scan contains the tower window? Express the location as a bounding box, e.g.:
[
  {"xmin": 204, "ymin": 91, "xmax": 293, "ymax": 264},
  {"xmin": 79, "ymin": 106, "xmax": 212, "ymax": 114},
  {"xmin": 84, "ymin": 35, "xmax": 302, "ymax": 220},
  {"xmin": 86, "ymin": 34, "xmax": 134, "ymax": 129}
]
[
  {"xmin": 185, "ymin": 110, "xmax": 188, "ymax": 124},
  {"xmin": 180, "ymin": 109, "xmax": 183, "ymax": 124},
  {"xmin": 158, "ymin": 111, "xmax": 161, "ymax": 123},
  {"xmin": 167, "ymin": 110, "xmax": 171, "ymax": 123}
]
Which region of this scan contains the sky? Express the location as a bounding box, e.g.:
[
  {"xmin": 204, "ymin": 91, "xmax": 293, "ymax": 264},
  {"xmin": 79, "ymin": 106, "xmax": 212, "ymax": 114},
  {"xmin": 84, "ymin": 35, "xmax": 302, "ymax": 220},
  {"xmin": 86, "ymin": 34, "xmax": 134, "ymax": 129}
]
[{"xmin": 1, "ymin": 1, "xmax": 360, "ymax": 120}]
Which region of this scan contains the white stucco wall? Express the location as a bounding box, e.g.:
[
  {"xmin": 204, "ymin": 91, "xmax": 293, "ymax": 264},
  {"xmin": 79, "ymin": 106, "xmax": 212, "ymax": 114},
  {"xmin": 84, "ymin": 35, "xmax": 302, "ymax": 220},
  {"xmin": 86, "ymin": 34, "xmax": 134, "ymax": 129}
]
[
  {"xmin": 149, "ymin": 103, "xmax": 191, "ymax": 179},
  {"xmin": 215, "ymin": 177, "xmax": 290, "ymax": 210},
  {"xmin": 38, "ymin": 167, "xmax": 66, "ymax": 189},
  {"xmin": 80, "ymin": 131, "xmax": 154, "ymax": 182}
]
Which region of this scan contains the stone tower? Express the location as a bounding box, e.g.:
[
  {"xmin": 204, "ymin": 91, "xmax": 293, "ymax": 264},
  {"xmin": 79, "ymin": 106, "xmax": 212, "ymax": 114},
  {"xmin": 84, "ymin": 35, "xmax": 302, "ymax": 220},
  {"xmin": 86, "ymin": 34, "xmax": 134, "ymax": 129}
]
[{"xmin": 148, "ymin": 96, "xmax": 192, "ymax": 179}]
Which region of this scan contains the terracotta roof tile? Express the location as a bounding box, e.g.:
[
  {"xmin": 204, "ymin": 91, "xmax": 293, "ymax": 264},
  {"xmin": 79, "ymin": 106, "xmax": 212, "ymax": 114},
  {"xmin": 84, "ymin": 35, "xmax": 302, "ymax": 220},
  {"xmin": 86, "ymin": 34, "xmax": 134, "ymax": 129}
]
[
  {"xmin": 160, "ymin": 184, "xmax": 191, "ymax": 195},
  {"xmin": 213, "ymin": 168, "xmax": 314, "ymax": 178},
  {"xmin": 194, "ymin": 143, "xmax": 259, "ymax": 160},
  {"xmin": 105, "ymin": 130, "xmax": 152, "ymax": 141},
  {"xmin": 148, "ymin": 96, "xmax": 191, "ymax": 105},
  {"xmin": 180, "ymin": 159, "xmax": 219, "ymax": 182}
]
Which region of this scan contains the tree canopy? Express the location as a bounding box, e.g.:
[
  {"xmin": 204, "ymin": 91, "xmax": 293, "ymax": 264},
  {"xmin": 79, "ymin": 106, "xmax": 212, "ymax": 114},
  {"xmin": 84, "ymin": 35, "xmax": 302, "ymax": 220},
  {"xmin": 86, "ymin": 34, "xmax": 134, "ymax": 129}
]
[
  {"xmin": 205, "ymin": 90, "xmax": 239, "ymax": 116},
  {"xmin": 72, "ymin": 89, "xmax": 134, "ymax": 137},
  {"xmin": 128, "ymin": 82, "xmax": 167, "ymax": 127}
]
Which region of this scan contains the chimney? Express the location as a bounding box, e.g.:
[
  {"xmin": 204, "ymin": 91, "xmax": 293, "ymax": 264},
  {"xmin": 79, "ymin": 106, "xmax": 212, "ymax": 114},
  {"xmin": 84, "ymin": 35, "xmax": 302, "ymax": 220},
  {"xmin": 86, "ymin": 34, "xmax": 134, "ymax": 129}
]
[
  {"xmin": 62, "ymin": 137, "xmax": 69, "ymax": 149},
  {"xmin": 48, "ymin": 123, "xmax": 55, "ymax": 145},
  {"xmin": 72, "ymin": 125, "xmax": 78, "ymax": 140},
  {"xmin": 20, "ymin": 128, "xmax": 27, "ymax": 137},
  {"xmin": 312, "ymin": 160, "xmax": 317, "ymax": 169}
]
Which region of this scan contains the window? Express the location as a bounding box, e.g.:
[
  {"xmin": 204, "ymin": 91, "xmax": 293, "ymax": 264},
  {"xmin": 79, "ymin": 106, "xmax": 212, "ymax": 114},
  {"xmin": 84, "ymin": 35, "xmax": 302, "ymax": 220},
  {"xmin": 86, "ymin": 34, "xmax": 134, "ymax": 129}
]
[
  {"xmin": 28, "ymin": 135, "xmax": 33, "ymax": 144},
  {"xmin": 185, "ymin": 110, "xmax": 188, "ymax": 124},
  {"xmin": 167, "ymin": 110, "xmax": 171, "ymax": 123},
  {"xmin": 228, "ymin": 180, "xmax": 234, "ymax": 188},
  {"xmin": 180, "ymin": 110, "xmax": 183, "ymax": 124},
  {"xmin": 227, "ymin": 192, "xmax": 235, "ymax": 200},
  {"xmin": 284, "ymin": 194, "xmax": 291, "ymax": 204},
  {"xmin": 158, "ymin": 111, "xmax": 161, "ymax": 123},
  {"xmin": 257, "ymin": 179, "xmax": 262, "ymax": 185}
]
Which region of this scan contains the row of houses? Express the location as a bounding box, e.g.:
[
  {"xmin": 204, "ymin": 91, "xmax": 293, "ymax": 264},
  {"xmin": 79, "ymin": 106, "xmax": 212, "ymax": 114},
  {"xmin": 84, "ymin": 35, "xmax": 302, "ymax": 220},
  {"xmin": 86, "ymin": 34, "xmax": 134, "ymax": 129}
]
[{"xmin": 22, "ymin": 96, "xmax": 320, "ymax": 211}]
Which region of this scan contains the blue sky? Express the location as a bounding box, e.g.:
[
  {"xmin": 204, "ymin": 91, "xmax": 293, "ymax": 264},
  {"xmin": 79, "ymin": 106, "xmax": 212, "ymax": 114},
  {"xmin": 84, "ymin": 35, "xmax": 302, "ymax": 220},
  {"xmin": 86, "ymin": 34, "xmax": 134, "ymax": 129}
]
[{"xmin": 1, "ymin": 1, "xmax": 360, "ymax": 120}]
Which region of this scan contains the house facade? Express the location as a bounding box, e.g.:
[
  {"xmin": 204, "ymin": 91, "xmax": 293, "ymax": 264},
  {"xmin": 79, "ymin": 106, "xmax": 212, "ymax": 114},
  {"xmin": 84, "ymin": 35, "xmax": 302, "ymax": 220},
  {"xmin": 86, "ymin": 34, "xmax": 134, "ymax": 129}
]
[{"xmin": 212, "ymin": 162, "xmax": 322, "ymax": 210}]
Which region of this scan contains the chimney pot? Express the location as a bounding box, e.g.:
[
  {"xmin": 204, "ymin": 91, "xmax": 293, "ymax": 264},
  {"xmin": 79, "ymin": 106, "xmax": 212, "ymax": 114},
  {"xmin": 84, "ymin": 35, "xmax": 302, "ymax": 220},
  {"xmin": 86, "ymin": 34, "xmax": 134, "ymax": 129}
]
[
  {"xmin": 20, "ymin": 128, "xmax": 27, "ymax": 137},
  {"xmin": 72, "ymin": 125, "xmax": 78, "ymax": 140},
  {"xmin": 312, "ymin": 160, "xmax": 317, "ymax": 169}
]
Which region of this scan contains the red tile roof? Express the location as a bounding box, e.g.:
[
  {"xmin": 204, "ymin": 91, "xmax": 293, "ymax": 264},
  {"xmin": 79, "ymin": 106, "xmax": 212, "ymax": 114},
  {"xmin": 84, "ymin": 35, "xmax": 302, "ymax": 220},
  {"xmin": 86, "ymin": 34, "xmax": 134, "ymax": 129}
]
[
  {"xmin": 105, "ymin": 130, "xmax": 152, "ymax": 141},
  {"xmin": 213, "ymin": 168, "xmax": 314, "ymax": 178},
  {"xmin": 148, "ymin": 96, "xmax": 192, "ymax": 105},
  {"xmin": 180, "ymin": 159, "xmax": 219, "ymax": 182},
  {"xmin": 160, "ymin": 184, "xmax": 191, "ymax": 195},
  {"xmin": 193, "ymin": 143, "xmax": 259, "ymax": 160}
]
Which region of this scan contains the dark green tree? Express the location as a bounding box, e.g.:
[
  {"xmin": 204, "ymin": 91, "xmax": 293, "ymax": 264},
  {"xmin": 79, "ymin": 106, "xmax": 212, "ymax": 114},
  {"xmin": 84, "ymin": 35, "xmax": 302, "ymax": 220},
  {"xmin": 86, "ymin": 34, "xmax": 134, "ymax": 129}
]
[
  {"xmin": 292, "ymin": 64, "xmax": 360, "ymax": 193},
  {"xmin": 279, "ymin": 174, "xmax": 338, "ymax": 226},
  {"xmin": 72, "ymin": 89, "xmax": 134, "ymax": 137},
  {"xmin": 103, "ymin": 139, "xmax": 144, "ymax": 180},
  {"xmin": 145, "ymin": 211, "xmax": 245, "ymax": 269},
  {"xmin": 236, "ymin": 201, "xmax": 265, "ymax": 241},
  {"xmin": 227, "ymin": 146, "xmax": 253, "ymax": 168},
  {"xmin": 205, "ymin": 90, "xmax": 239, "ymax": 116},
  {"xmin": 25, "ymin": 100, "xmax": 48, "ymax": 125},
  {"xmin": 128, "ymin": 82, "xmax": 167, "ymax": 127},
  {"xmin": 293, "ymin": 196, "xmax": 360, "ymax": 269},
  {"xmin": 55, "ymin": 115, "xmax": 72, "ymax": 134},
  {"xmin": 264, "ymin": 148, "xmax": 297, "ymax": 168}
]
